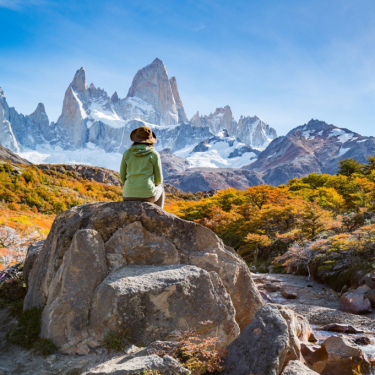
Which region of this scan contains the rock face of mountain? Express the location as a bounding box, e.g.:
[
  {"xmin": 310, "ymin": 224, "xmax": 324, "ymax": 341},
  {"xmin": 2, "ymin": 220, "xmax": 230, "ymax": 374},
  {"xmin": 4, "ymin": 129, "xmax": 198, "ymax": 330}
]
[
  {"xmin": 0, "ymin": 88, "xmax": 20, "ymax": 152},
  {"xmin": 245, "ymin": 119, "xmax": 375, "ymax": 185},
  {"xmin": 191, "ymin": 105, "xmax": 277, "ymax": 149},
  {"xmin": 126, "ymin": 58, "xmax": 180, "ymax": 125},
  {"xmin": 3, "ymin": 59, "xmax": 375, "ymax": 191},
  {"xmin": 0, "ymin": 59, "xmax": 274, "ymax": 177}
]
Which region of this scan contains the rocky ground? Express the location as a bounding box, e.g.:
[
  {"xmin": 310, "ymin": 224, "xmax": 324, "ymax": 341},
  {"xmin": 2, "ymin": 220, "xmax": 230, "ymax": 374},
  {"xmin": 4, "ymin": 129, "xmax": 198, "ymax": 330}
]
[
  {"xmin": 2, "ymin": 272, "xmax": 375, "ymax": 374},
  {"xmin": 252, "ymin": 273, "xmax": 375, "ymax": 332}
]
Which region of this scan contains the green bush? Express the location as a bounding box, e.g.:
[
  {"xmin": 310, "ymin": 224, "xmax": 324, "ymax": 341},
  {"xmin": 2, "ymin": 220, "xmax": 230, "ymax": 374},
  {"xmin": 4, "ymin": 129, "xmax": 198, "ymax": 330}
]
[
  {"xmin": 101, "ymin": 329, "xmax": 129, "ymax": 351},
  {"xmin": 6, "ymin": 306, "xmax": 58, "ymax": 355},
  {"xmin": 7, "ymin": 306, "xmax": 43, "ymax": 348}
]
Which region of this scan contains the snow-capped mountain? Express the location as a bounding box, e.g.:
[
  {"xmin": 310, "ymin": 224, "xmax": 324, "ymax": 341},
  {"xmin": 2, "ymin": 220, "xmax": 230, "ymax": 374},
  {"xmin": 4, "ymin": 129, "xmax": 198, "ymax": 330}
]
[
  {"xmin": 190, "ymin": 106, "xmax": 276, "ymax": 150},
  {"xmin": 175, "ymin": 130, "xmax": 260, "ymax": 168},
  {"xmin": 3, "ymin": 58, "xmax": 374, "ymax": 192},
  {"xmin": 244, "ymin": 119, "xmax": 375, "ymax": 185},
  {"xmin": 0, "ymin": 58, "xmax": 276, "ymax": 172}
]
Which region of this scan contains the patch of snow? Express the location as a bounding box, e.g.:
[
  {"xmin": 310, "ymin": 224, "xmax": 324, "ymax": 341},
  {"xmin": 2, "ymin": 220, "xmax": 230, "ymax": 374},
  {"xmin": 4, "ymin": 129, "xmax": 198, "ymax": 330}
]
[
  {"xmin": 329, "ymin": 128, "xmax": 355, "ymax": 143},
  {"xmin": 126, "ymin": 96, "xmax": 154, "ymax": 112},
  {"xmin": 301, "ymin": 130, "xmax": 323, "ymax": 140},
  {"xmin": 357, "ymin": 139, "xmax": 368, "ymax": 143},
  {"xmin": 89, "ymin": 101, "xmax": 126, "ymax": 128},
  {"xmin": 337, "ymin": 146, "xmax": 350, "ymax": 157},
  {"xmin": 175, "ymin": 137, "xmax": 258, "ymax": 168},
  {"xmin": 71, "ymin": 89, "xmax": 87, "ymax": 120},
  {"xmin": 266, "ymin": 152, "xmax": 276, "ymax": 159}
]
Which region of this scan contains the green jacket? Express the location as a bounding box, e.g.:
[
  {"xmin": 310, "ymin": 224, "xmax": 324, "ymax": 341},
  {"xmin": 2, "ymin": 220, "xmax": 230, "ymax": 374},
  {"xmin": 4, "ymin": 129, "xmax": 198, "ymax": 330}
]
[{"xmin": 120, "ymin": 144, "xmax": 163, "ymax": 198}]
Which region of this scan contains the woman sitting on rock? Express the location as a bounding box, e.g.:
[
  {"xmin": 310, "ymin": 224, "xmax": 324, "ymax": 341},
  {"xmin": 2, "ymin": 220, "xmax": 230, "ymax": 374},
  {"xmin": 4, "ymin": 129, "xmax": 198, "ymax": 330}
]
[{"xmin": 120, "ymin": 126, "xmax": 164, "ymax": 208}]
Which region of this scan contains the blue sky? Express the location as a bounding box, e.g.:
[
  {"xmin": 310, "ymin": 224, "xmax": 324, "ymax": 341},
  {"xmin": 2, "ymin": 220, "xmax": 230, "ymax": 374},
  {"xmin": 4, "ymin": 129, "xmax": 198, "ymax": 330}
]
[{"xmin": 0, "ymin": 0, "xmax": 374, "ymax": 136}]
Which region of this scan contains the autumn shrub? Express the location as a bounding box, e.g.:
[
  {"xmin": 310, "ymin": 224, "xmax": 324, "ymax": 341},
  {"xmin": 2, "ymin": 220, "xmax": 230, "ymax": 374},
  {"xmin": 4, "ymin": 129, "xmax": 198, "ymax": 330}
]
[{"xmin": 155, "ymin": 322, "xmax": 227, "ymax": 375}]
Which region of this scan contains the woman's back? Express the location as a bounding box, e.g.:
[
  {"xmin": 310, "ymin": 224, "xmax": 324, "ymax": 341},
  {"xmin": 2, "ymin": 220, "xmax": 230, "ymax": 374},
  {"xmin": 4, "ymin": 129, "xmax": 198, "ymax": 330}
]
[{"xmin": 120, "ymin": 144, "xmax": 163, "ymax": 199}]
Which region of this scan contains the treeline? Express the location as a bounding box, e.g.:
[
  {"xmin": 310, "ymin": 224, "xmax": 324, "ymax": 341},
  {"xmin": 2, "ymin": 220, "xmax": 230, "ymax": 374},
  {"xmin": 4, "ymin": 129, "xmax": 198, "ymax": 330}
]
[{"xmin": 0, "ymin": 162, "xmax": 122, "ymax": 214}]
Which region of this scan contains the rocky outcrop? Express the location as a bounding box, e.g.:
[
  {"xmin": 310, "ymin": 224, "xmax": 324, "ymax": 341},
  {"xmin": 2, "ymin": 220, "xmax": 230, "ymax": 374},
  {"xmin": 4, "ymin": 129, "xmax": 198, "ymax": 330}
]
[
  {"xmin": 0, "ymin": 144, "xmax": 30, "ymax": 164},
  {"xmin": 24, "ymin": 201, "xmax": 263, "ymax": 354},
  {"xmin": 37, "ymin": 164, "xmax": 122, "ymax": 186},
  {"xmin": 222, "ymin": 304, "xmax": 316, "ymax": 375}
]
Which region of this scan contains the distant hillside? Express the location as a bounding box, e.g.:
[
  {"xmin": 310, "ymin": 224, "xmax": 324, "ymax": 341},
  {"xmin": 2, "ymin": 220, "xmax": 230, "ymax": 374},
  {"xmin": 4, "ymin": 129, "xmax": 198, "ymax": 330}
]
[{"xmin": 0, "ymin": 144, "xmax": 30, "ymax": 165}]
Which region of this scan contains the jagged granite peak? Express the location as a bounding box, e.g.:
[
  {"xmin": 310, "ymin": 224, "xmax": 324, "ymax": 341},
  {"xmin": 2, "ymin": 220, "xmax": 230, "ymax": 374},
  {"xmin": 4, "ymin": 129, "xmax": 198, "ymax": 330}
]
[
  {"xmin": 111, "ymin": 91, "xmax": 119, "ymax": 104},
  {"xmin": 191, "ymin": 105, "xmax": 235, "ymax": 135},
  {"xmin": 55, "ymin": 84, "xmax": 88, "ymax": 148},
  {"xmin": 235, "ymin": 115, "xmax": 277, "ymax": 149},
  {"xmin": 169, "ymin": 76, "xmax": 187, "ymax": 123},
  {"xmin": 126, "ymin": 58, "xmax": 179, "ymax": 125},
  {"xmin": 71, "ymin": 67, "xmax": 89, "ymax": 102},
  {"xmin": 0, "ymin": 88, "xmax": 20, "ymax": 152},
  {"xmin": 191, "ymin": 105, "xmax": 276, "ymax": 149},
  {"xmin": 244, "ymin": 119, "xmax": 375, "ymax": 185},
  {"xmin": 191, "ymin": 111, "xmax": 203, "ymax": 127}
]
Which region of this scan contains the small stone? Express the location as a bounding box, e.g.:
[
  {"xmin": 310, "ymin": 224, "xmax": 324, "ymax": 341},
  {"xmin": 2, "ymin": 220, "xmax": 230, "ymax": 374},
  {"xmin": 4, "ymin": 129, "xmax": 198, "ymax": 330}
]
[
  {"xmin": 281, "ymin": 289, "xmax": 297, "ymax": 299},
  {"xmin": 263, "ymin": 282, "xmax": 280, "ymax": 292},
  {"xmin": 353, "ymin": 337, "xmax": 371, "ymax": 346}
]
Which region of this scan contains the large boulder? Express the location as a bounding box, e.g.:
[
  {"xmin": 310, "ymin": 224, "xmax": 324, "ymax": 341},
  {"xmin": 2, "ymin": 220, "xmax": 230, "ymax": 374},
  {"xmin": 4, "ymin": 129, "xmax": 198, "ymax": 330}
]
[
  {"xmin": 222, "ymin": 304, "xmax": 316, "ymax": 375},
  {"xmin": 88, "ymin": 265, "xmax": 239, "ymax": 348},
  {"xmin": 321, "ymin": 335, "xmax": 370, "ymax": 375},
  {"xmin": 41, "ymin": 229, "xmax": 108, "ymax": 354},
  {"xmin": 340, "ymin": 293, "xmax": 372, "ymax": 314},
  {"xmin": 24, "ymin": 201, "xmax": 262, "ymax": 354}
]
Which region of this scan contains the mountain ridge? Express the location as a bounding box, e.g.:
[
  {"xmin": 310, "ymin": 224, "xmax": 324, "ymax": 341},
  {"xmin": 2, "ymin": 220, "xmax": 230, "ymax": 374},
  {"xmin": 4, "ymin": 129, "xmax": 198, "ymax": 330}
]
[{"xmin": 1, "ymin": 59, "xmax": 375, "ymax": 191}]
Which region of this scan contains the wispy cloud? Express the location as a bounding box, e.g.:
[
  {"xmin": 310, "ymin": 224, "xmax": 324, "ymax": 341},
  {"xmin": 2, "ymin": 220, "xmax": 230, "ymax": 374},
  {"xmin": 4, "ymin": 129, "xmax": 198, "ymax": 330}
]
[
  {"xmin": 0, "ymin": 0, "xmax": 49, "ymax": 11},
  {"xmin": 194, "ymin": 23, "xmax": 205, "ymax": 31}
]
